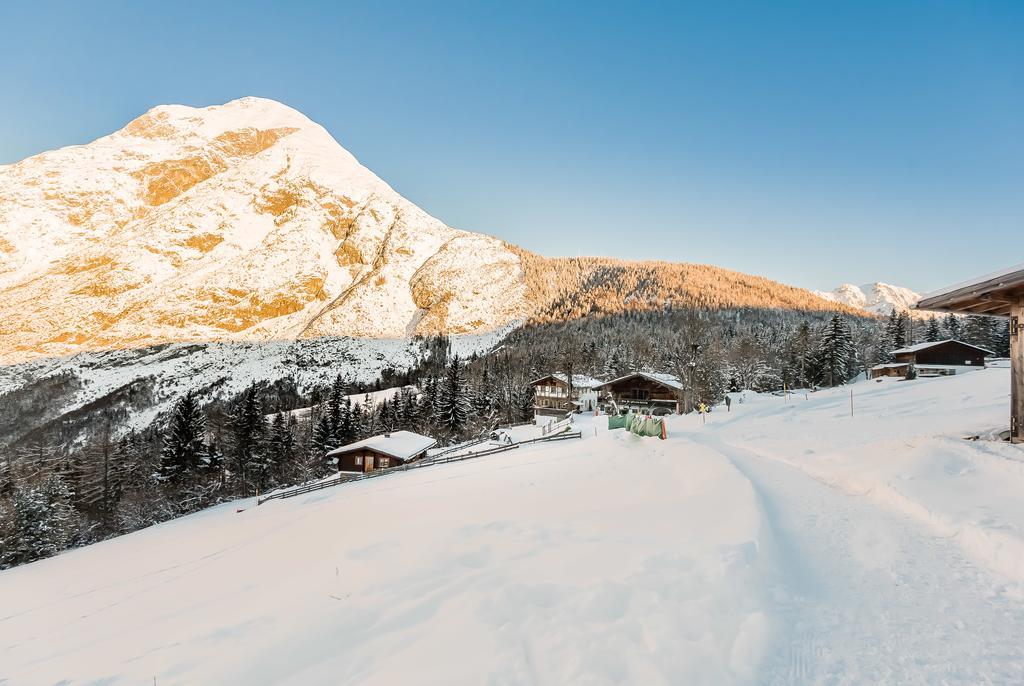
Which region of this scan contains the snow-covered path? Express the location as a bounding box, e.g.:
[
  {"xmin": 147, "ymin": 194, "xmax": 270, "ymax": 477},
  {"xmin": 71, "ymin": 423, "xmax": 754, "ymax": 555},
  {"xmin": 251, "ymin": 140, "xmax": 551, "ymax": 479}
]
[{"xmin": 697, "ymin": 434, "xmax": 1024, "ymax": 684}]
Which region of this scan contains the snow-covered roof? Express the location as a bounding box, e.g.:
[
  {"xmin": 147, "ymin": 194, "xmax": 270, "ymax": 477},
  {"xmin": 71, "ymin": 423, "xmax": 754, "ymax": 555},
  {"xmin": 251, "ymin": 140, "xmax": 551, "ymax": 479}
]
[
  {"xmin": 326, "ymin": 430, "xmax": 437, "ymax": 461},
  {"xmin": 531, "ymin": 373, "xmax": 605, "ymax": 389},
  {"xmin": 601, "ymin": 371, "xmax": 684, "ymax": 391},
  {"xmin": 871, "ymin": 363, "xmax": 909, "ymax": 369},
  {"xmin": 891, "ymin": 339, "xmax": 995, "ymax": 356},
  {"xmin": 916, "ymin": 263, "xmax": 1024, "ymax": 316}
]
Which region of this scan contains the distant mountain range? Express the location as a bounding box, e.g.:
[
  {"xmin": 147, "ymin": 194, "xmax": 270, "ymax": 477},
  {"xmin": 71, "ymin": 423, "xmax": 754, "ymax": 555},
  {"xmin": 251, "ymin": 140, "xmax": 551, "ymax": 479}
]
[
  {"xmin": 0, "ymin": 97, "xmax": 859, "ymax": 365},
  {"xmin": 813, "ymin": 282, "xmax": 925, "ymax": 317}
]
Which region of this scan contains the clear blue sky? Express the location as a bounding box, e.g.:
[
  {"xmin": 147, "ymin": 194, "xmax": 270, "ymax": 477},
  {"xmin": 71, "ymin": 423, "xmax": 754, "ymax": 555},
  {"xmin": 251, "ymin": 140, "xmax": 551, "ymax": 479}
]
[{"xmin": 1, "ymin": 1, "xmax": 1021, "ymax": 292}]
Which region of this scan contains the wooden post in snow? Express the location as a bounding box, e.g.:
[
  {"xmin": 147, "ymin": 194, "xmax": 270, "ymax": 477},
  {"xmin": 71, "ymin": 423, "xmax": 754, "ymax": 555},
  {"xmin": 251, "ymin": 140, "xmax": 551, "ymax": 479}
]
[
  {"xmin": 850, "ymin": 388, "xmax": 854, "ymax": 418},
  {"xmin": 1012, "ymin": 297, "xmax": 1023, "ymax": 443}
]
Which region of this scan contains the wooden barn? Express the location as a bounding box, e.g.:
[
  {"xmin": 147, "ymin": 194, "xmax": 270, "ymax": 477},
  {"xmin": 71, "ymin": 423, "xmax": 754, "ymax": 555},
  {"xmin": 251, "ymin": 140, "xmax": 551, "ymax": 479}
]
[
  {"xmin": 916, "ymin": 263, "xmax": 1024, "ymax": 443},
  {"xmin": 869, "ymin": 339, "xmax": 993, "ymax": 379},
  {"xmin": 600, "ymin": 372, "xmax": 683, "ymax": 414},
  {"xmin": 531, "ymin": 374, "xmax": 605, "ymax": 417},
  {"xmin": 327, "ymin": 430, "xmax": 437, "ymax": 473}
]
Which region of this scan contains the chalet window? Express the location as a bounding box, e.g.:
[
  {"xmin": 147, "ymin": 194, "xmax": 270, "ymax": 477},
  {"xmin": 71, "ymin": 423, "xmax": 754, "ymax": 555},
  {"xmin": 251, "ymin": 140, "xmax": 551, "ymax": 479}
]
[
  {"xmin": 355, "ymin": 456, "xmax": 363, "ymax": 466},
  {"xmin": 379, "ymin": 458, "xmax": 390, "ymax": 468}
]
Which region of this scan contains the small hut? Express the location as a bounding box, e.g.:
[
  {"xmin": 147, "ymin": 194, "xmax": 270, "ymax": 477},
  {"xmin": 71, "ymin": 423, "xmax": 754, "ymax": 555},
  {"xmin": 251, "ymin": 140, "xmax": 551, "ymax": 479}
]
[
  {"xmin": 869, "ymin": 339, "xmax": 992, "ymax": 379},
  {"xmin": 327, "ymin": 430, "xmax": 437, "ymax": 473}
]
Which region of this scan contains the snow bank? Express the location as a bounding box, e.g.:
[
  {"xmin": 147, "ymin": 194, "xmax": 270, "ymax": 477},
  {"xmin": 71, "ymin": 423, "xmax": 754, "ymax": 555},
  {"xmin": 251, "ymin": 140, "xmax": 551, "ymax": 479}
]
[{"xmin": 0, "ymin": 416, "xmax": 776, "ymax": 685}]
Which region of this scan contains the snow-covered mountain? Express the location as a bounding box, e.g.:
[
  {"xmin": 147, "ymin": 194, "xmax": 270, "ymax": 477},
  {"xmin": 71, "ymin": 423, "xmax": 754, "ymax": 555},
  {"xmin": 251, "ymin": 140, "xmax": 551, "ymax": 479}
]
[
  {"xmin": 813, "ymin": 282, "xmax": 923, "ymax": 316},
  {"xmin": 0, "ymin": 97, "xmax": 527, "ymax": 364},
  {"xmin": 0, "ymin": 97, "xmax": 858, "ymax": 366}
]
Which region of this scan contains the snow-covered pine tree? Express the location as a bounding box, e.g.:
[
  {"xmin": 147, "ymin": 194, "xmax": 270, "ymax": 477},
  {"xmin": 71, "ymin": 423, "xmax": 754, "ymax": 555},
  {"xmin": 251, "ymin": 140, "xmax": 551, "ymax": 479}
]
[
  {"xmin": 418, "ymin": 376, "xmax": 438, "ymax": 430},
  {"xmin": 943, "ymin": 313, "xmax": 962, "ymax": 341},
  {"xmin": 312, "ymin": 415, "xmax": 334, "ymax": 464},
  {"xmin": 326, "ymin": 374, "xmax": 345, "ymax": 439},
  {"xmin": 816, "ymin": 315, "xmax": 856, "ymax": 387},
  {"xmin": 885, "ymin": 309, "xmax": 906, "ymax": 350},
  {"xmin": 157, "ymin": 391, "xmax": 206, "ymax": 485},
  {"xmin": 603, "ymin": 347, "xmax": 623, "ymax": 380},
  {"xmin": 203, "ymin": 437, "xmax": 226, "ymax": 488},
  {"xmin": 964, "ymin": 315, "xmax": 997, "ymax": 352},
  {"xmin": 0, "ymin": 474, "xmax": 79, "ymax": 569},
  {"xmin": 517, "ymin": 383, "xmax": 535, "ymax": 422},
  {"xmin": 399, "ymin": 387, "xmax": 419, "ymax": 428},
  {"xmin": 435, "ymin": 355, "xmax": 472, "ymax": 438},
  {"xmin": 337, "ymin": 396, "xmax": 354, "ymax": 445},
  {"xmin": 924, "ymin": 317, "xmax": 942, "ymax": 343},
  {"xmin": 895, "ymin": 310, "xmax": 910, "ymax": 348},
  {"xmin": 350, "ymin": 402, "xmax": 365, "ymax": 441},
  {"xmin": 229, "ymin": 385, "xmax": 265, "ymax": 496}
]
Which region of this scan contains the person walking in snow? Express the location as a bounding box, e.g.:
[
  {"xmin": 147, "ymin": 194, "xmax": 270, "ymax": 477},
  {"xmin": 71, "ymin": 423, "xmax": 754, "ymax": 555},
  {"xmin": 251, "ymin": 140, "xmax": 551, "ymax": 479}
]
[{"xmin": 725, "ymin": 395, "xmax": 732, "ymax": 412}]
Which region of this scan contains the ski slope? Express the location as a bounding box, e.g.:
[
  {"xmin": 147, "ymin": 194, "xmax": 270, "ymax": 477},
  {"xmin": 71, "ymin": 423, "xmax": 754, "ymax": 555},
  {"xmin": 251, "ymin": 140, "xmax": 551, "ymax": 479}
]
[{"xmin": 3, "ymin": 370, "xmax": 1024, "ymax": 684}]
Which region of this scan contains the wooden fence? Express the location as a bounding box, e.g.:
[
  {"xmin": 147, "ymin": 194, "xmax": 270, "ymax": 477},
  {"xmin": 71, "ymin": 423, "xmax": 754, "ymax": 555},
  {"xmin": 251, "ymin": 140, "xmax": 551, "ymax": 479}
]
[{"xmin": 257, "ymin": 427, "xmax": 582, "ymax": 506}]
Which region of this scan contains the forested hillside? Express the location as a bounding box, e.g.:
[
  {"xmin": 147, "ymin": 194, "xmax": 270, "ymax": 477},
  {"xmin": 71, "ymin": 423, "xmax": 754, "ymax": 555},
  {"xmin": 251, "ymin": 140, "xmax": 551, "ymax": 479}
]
[{"xmin": 510, "ymin": 246, "xmax": 863, "ymax": 323}]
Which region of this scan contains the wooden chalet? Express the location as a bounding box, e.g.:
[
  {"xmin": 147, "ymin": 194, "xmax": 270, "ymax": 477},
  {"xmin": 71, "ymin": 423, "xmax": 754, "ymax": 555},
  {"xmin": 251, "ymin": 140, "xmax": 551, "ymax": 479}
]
[
  {"xmin": 915, "ymin": 263, "xmax": 1024, "ymax": 443},
  {"xmin": 531, "ymin": 374, "xmax": 605, "ymax": 417},
  {"xmin": 600, "ymin": 372, "xmax": 683, "ymax": 414},
  {"xmin": 869, "ymin": 339, "xmax": 993, "ymax": 379},
  {"xmin": 326, "ymin": 430, "xmax": 436, "ymax": 473}
]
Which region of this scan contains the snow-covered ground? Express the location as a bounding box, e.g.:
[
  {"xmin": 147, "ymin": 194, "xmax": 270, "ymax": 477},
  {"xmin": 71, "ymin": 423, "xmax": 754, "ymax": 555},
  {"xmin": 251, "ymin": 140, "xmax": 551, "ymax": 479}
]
[
  {"xmin": 0, "ymin": 418, "xmax": 772, "ymax": 684},
  {"xmin": 3, "ymin": 369, "xmax": 1024, "ymax": 684}
]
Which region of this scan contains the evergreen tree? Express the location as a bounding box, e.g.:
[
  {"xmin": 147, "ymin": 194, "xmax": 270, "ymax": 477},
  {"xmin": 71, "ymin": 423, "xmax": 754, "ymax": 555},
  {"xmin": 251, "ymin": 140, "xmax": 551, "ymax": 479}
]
[
  {"xmin": 326, "ymin": 374, "xmax": 346, "ymax": 439},
  {"xmin": 0, "ymin": 474, "xmax": 78, "ymax": 569},
  {"xmin": 885, "ymin": 309, "xmax": 907, "ymax": 350},
  {"xmin": 943, "ymin": 313, "xmax": 963, "ymax": 341},
  {"xmin": 964, "ymin": 315, "xmax": 997, "ymax": 352},
  {"xmin": 517, "ymin": 383, "xmax": 535, "ymax": 422},
  {"xmin": 312, "ymin": 415, "xmax": 334, "ymax": 466},
  {"xmin": 203, "ymin": 437, "xmax": 226, "ymax": 487},
  {"xmin": 435, "ymin": 356, "xmax": 472, "ymax": 437},
  {"xmin": 418, "ymin": 376, "xmax": 438, "ymax": 430},
  {"xmin": 229, "ymin": 385, "xmax": 265, "ymax": 495},
  {"xmin": 157, "ymin": 392, "xmax": 206, "ymax": 484},
  {"xmin": 924, "ymin": 317, "xmax": 942, "ymax": 342},
  {"xmin": 815, "ymin": 315, "xmax": 856, "ymax": 387}
]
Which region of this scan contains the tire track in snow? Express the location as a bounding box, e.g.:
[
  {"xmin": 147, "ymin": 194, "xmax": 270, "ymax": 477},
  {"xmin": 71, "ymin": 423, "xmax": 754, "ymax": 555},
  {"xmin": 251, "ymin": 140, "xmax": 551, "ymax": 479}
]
[{"xmin": 692, "ymin": 433, "xmax": 1024, "ymax": 684}]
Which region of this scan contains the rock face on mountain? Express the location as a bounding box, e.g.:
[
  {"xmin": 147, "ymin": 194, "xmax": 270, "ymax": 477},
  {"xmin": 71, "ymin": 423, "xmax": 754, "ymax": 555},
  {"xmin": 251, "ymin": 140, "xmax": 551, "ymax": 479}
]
[
  {"xmin": 0, "ymin": 97, "xmax": 854, "ymax": 365},
  {"xmin": 814, "ymin": 282, "xmax": 923, "ymax": 316},
  {"xmin": 0, "ymin": 97, "xmax": 527, "ymax": 364}
]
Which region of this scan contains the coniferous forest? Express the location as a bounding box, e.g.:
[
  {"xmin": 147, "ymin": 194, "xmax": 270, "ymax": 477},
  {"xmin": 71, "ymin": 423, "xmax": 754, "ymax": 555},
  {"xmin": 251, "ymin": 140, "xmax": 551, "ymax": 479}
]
[{"xmin": 0, "ymin": 307, "xmax": 1009, "ymax": 569}]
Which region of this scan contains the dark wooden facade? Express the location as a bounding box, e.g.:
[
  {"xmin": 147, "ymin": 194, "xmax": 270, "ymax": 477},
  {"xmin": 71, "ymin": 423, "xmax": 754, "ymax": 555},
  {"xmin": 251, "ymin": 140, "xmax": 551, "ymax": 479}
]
[
  {"xmin": 893, "ymin": 340, "xmax": 989, "ymax": 367},
  {"xmin": 333, "ymin": 447, "xmax": 409, "ymax": 473},
  {"xmin": 916, "ymin": 265, "xmax": 1024, "ymax": 443},
  {"xmin": 601, "ymin": 373, "xmax": 681, "ymax": 413}
]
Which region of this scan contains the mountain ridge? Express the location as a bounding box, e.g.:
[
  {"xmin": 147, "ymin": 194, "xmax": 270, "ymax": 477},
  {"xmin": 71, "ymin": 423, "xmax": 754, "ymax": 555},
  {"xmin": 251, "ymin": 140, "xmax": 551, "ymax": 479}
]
[{"xmin": 813, "ymin": 282, "xmax": 924, "ymax": 316}]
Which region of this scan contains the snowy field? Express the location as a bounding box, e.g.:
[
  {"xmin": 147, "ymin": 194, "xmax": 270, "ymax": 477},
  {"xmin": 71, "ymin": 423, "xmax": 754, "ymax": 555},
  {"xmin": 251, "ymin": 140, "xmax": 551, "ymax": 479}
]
[{"xmin": 3, "ymin": 369, "xmax": 1024, "ymax": 684}]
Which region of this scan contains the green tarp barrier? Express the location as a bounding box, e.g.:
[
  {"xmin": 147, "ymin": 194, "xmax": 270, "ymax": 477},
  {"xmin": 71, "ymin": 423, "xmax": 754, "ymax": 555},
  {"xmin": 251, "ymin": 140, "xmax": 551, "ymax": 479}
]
[
  {"xmin": 628, "ymin": 415, "xmax": 666, "ymax": 439},
  {"xmin": 607, "ymin": 414, "xmax": 631, "ymax": 430}
]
